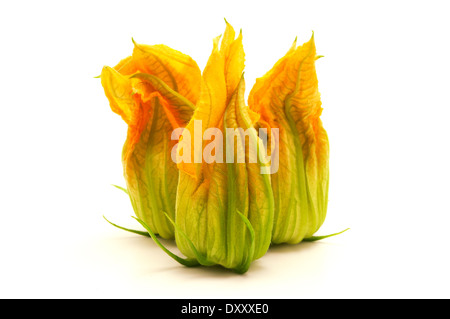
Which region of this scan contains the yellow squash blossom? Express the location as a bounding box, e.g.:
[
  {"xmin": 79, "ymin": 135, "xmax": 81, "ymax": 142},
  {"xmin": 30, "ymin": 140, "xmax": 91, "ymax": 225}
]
[
  {"xmin": 135, "ymin": 22, "xmax": 274, "ymax": 273},
  {"xmin": 248, "ymin": 34, "xmax": 333, "ymax": 244},
  {"xmin": 176, "ymin": 23, "xmax": 273, "ymax": 273},
  {"xmin": 101, "ymin": 42, "xmax": 201, "ymax": 239}
]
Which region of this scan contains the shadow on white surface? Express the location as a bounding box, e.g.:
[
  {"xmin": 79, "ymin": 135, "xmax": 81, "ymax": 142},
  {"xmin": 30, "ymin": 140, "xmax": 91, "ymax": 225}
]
[{"xmin": 64, "ymin": 229, "xmax": 350, "ymax": 298}]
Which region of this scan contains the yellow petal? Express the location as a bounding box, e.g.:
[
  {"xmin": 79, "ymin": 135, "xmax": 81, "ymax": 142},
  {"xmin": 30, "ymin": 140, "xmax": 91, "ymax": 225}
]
[
  {"xmin": 221, "ymin": 20, "xmax": 245, "ymax": 99},
  {"xmin": 248, "ymin": 34, "xmax": 329, "ymax": 244},
  {"xmin": 113, "ymin": 56, "xmax": 137, "ymax": 75},
  {"xmin": 131, "ymin": 41, "xmax": 201, "ymax": 105},
  {"xmin": 178, "ymin": 22, "xmax": 245, "ymax": 179},
  {"xmin": 100, "ymin": 66, "xmax": 135, "ymax": 125}
]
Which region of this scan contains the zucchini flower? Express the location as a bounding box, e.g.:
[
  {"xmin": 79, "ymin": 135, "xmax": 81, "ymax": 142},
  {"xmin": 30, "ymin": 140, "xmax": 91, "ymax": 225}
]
[
  {"xmin": 100, "ymin": 42, "xmax": 201, "ymax": 239},
  {"xmin": 176, "ymin": 23, "xmax": 273, "ymax": 272},
  {"xmin": 248, "ymin": 34, "xmax": 334, "ymax": 244},
  {"xmin": 136, "ymin": 22, "xmax": 274, "ymax": 273}
]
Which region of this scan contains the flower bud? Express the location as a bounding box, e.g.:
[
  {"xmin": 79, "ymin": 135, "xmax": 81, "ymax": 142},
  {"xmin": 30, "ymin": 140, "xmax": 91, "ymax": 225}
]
[
  {"xmin": 249, "ymin": 34, "xmax": 330, "ymax": 244},
  {"xmin": 100, "ymin": 42, "xmax": 201, "ymax": 239},
  {"xmin": 173, "ymin": 23, "xmax": 274, "ymax": 272}
]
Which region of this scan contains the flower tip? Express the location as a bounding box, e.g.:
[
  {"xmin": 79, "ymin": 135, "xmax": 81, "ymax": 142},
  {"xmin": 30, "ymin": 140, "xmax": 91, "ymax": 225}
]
[
  {"xmin": 98, "ymin": 66, "xmax": 111, "ymax": 78},
  {"xmin": 131, "ymin": 37, "xmax": 140, "ymax": 49},
  {"xmin": 212, "ymin": 34, "xmax": 222, "ymax": 50},
  {"xmin": 289, "ymin": 36, "xmax": 298, "ymax": 51}
]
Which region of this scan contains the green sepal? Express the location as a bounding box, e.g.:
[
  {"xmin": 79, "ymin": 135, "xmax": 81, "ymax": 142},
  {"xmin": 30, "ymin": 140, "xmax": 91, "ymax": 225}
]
[
  {"xmin": 302, "ymin": 228, "xmax": 350, "ymax": 242},
  {"xmin": 234, "ymin": 211, "xmax": 256, "ymax": 274},
  {"xmin": 163, "ymin": 213, "xmax": 215, "ymax": 267},
  {"xmin": 112, "ymin": 184, "xmax": 129, "ymax": 195},
  {"xmin": 103, "ymin": 215, "xmax": 150, "ymax": 237},
  {"xmin": 132, "ymin": 216, "xmax": 200, "ymax": 267}
]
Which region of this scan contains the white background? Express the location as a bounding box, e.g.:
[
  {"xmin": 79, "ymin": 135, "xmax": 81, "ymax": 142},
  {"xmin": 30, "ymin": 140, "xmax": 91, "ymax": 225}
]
[{"xmin": 1, "ymin": 0, "xmax": 449, "ymax": 299}]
